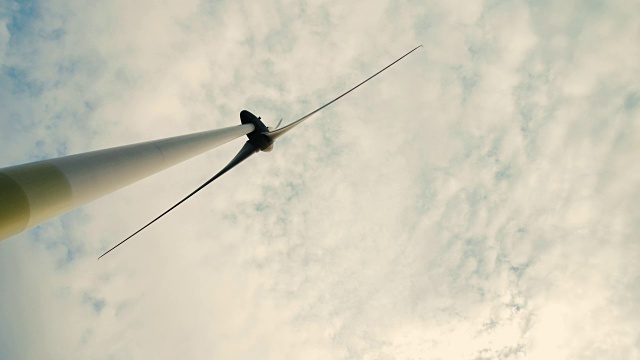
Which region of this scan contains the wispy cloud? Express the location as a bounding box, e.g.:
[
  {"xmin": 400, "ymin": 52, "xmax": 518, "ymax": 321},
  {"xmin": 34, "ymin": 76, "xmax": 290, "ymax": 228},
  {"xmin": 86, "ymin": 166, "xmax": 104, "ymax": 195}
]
[{"xmin": 1, "ymin": 0, "xmax": 639, "ymax": 359}]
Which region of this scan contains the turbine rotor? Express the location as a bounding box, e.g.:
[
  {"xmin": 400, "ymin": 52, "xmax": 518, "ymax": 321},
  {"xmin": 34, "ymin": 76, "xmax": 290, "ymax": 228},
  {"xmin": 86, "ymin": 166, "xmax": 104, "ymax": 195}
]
[{"xmin": 99, "ymin": 45, "xmax": 422, "ymax": 259}]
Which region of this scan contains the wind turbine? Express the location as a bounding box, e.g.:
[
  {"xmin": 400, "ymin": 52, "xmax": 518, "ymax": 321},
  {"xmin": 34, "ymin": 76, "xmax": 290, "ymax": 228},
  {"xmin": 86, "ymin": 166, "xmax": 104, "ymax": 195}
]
[{"xmin": 0, "ymin": 46, "xmax": 421, "ymax": 254}]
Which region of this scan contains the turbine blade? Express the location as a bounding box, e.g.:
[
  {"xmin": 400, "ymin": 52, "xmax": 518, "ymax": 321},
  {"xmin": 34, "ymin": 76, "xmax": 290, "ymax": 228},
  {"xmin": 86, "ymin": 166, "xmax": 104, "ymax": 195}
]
[
  {"xmin": 98, "ymin": 141, "xmax": 259, "ymax": 259},
  {"xmin": 265, "ymin": 45, "xmax": 422, "ymax": 140}
]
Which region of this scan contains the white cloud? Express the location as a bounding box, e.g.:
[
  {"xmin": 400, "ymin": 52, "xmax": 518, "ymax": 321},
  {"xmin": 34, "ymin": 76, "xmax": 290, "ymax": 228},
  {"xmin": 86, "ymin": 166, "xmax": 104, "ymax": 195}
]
[{"xmin": 1, "ymin": 0, "xmax": 639, "ymax": 359}]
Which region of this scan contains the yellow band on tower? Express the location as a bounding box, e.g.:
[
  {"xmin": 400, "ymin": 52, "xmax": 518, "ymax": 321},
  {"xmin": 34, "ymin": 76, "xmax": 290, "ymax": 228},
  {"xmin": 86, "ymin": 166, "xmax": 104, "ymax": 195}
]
[
  {"xmin": 0, "ymin": 172, "xmax": 31, "ymax": 239},
  {"xmin": 1, "ymin": 162, "xmax": 73, "ymax": 238}
]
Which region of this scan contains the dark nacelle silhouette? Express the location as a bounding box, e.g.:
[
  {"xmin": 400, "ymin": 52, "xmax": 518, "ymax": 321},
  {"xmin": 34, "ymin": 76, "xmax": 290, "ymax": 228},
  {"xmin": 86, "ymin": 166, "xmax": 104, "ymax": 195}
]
[{"xmin": 240, "ymin": 110, "xmax": 274, "ymax": 152}]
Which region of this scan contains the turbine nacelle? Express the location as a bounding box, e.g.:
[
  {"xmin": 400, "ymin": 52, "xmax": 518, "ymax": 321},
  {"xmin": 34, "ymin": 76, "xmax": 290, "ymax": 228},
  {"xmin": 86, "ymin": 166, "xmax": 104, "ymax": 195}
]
[{"xmin": 240, "ymin": 110, "xmax": 275, "ymax": 152}]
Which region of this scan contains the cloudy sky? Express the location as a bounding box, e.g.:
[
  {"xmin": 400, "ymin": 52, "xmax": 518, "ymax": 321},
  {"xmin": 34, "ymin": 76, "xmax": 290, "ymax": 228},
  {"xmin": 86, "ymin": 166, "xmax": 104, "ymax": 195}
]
[{"xmin": 1, "ymin": 0, "xmax": 639, "ymax": 359}]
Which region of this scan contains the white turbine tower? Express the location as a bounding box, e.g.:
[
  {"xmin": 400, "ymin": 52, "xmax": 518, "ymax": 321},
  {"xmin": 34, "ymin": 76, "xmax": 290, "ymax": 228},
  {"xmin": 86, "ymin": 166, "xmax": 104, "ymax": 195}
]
[
  {"xmin": 0, "ymin": 125, "xmax": 253, "ymax": 240},
  {"xmin": 0, "ymin": 46, "xmax": 422, "ymax": 257}
]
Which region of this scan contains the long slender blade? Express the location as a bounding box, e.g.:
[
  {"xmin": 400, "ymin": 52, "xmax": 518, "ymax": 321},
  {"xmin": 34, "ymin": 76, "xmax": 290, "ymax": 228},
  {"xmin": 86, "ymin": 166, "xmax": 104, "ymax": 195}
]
[
  {"xmin": 265, "ymin": 45, "xmax": 422, "ymax": 140},
  {"xmin": 98, "ymin": 141, "xmax": 259, "ymax": 259}
]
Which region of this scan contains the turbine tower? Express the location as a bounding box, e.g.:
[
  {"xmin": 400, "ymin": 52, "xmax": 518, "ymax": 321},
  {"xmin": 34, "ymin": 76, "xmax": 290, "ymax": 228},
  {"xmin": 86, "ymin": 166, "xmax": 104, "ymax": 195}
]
[{"xmin": 0, "ymin": 125, "xmax": 253, "ymax": 240}]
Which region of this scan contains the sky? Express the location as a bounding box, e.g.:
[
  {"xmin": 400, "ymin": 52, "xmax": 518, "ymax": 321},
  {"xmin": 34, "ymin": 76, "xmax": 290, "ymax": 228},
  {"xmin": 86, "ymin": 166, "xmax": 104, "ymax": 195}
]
[{"xmin": 0, "ymin": 0, "xmax": 639, "ymax": 359}]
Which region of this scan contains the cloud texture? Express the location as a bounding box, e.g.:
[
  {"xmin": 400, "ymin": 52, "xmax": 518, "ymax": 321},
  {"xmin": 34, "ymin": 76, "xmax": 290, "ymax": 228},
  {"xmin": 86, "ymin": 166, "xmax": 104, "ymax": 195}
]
[{"xmin": 1, "ymin": 0, "xmax": 639, "ymax": 359}]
